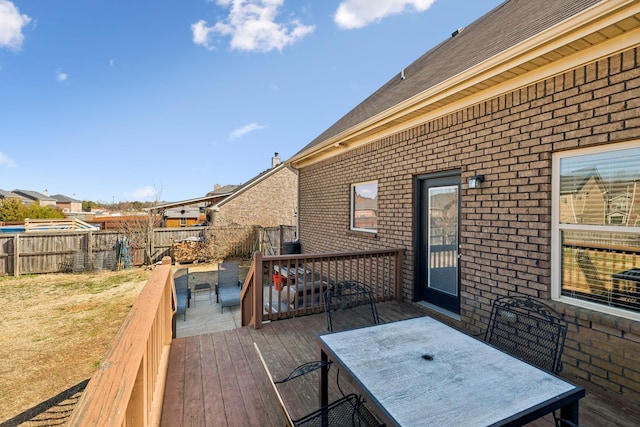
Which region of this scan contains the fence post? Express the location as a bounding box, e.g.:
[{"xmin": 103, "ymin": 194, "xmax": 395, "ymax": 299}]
[
  {"xmin": 14, "ymin": 234, "xmax": 20, "ymax": 277},
  {"xmin": 87, "ymin": 232, "xmax": 93, "ymax": 272}
]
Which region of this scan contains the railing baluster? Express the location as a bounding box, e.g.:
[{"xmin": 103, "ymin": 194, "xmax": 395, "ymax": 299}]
[{"xmin": 243, "ymin": 249, "xmax": 403, "ymax": 322}]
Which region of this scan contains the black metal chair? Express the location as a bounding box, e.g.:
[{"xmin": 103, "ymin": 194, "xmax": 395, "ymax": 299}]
[
  {"xmin": 484, "ymin": 294, "xmax": 568, "ymax": 374},
  {"xmin": 323, "ymin": 281, "xmax": 380, "ymax": 332},
  {"xmin": 254, "ymin": 343, "xmax": 382, "ymax": 427}
]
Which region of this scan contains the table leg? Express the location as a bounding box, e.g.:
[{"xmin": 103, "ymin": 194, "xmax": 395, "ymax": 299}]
[
  {"xmin": 559, "ymin": 400, "xmax": 579, "ymax": 426},
  {"xmin": 320, "ymin": 350, "xmax": 329, "ymax": 408}
]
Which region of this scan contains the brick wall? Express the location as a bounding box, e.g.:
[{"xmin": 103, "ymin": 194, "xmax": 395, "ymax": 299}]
[
  {"xmin": 211, "ymin": 166, "xmax": 297, "ymax": 227},
  {"xmin": 298, "ymin": 47, "xmax": 640, "ymax": 398}
]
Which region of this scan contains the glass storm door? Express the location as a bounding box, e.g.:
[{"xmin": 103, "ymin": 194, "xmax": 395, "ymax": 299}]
[{"xmin": 418, "ymin": 175, "xmax": 460, "ymax": 313}]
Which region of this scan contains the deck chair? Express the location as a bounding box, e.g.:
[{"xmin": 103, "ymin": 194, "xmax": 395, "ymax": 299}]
[
  {"xmin": 173, "ymin": 269, "xmax": 191, "ymax": 321},
  {"xmin": 323, "ymin": 281, "xmax": 379, "ymax": 332},
  {"xmin": 484, "ymin": 294, "xmax": 567, "ymax": 374},
  {"xmin": 254, "ymin": 343, "xmax": 382, "ymax": 427},
  {"xmin": 215, "ymin": 262, "xmax": 241, "ymax": 313}
]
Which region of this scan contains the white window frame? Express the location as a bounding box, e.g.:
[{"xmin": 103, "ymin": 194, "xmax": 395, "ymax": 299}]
[
  {"xmin": 351, "ymin": 180, "xmax": 378, "ymax": 233},
  {"xmin": 551, "ymin": 141, "xmax": 640, "ymax": 322}
]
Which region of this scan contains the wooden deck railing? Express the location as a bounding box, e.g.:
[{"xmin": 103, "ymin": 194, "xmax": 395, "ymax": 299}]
[
  {"xmin": 66, "ymin": 257, "xmax": 176, "ymax": 427},
  {"xmin": 562, "ymin": 243, "xmax": 639, "ymax": 313},
  {"xmin": 241, "ymin": 248, "xmax": 404, "ymax": 329}
]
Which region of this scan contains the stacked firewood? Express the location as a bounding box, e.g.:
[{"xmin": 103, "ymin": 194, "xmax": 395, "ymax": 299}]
[{"xmin": 171, "ymin": 239, "xmax": 209, "ymax": 263}]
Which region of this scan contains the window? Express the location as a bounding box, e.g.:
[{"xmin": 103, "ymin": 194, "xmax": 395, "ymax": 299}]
[
  {"xmin": 351, "ymin": 181, "xmax": 378, "ymax": 232},
  {"xmin": 180, "ymin": 218, "xmax": 186, "ymax": 227},
  {"xmin": 552, "ymin": 142, "xmax": 640, "ymax": 320}
]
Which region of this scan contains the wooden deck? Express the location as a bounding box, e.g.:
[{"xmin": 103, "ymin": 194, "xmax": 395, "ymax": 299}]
[{"xmin": 161, "ymin": 302, "xmax": 640, "ymax": 427}]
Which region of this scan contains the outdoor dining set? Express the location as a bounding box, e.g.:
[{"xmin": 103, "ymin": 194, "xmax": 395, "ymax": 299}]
[
  {"xmin": 257, "ymin": 290, "xmax": 584, "ymax": 427},
  {"xmin": 173, "ymin": 262, "xmax": 585, "ymax": 426}
]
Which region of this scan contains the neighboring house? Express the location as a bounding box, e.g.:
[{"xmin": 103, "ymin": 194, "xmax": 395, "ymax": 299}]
[
  {"xmin": 0, "ymin": 189, "xmax": 31, "ymax": 205},
  {"xmin": 289, "ymin": 0, "xmax": 640, "ymax": 399},
  {"xmin": 12, "ymin": 189, "xmax": 58, "ymax": 207},
  {"xmin": 559, "ymin": 167, "xmax": 607, "ymax": 225},
  {"xmin": 153, "ymin": 186, "xmax": 236, "ymax": 228},
  {"xmin": 163, "ymin": 206, "xmax": 203, "ymax": 228},
  {"xmin": 51, "ymin": 194, "xmax": 82, "ymax": 213},
  {"xmin": 153, "ymin": 153, "xmax": 297, "ymax": 229},
  {"xmin": 206, "ymin": 159, "xmax": 298, "ymax": 227}
]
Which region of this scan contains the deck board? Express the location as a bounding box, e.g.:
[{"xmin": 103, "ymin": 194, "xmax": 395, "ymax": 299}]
[{"xmin": 162, "ymin": 302, "xmax": 640, "ymax": 427}]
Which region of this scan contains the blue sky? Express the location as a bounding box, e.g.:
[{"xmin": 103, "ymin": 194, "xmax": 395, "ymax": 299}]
[{"xmin": 0, "ymin": 0, "xmax": 503, "ymax": 204}]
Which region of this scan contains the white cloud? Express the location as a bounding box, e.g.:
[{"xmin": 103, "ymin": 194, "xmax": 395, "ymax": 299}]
[
  {"xmin": 229, "ymin": 122, "xmax": 264, "ymax": 140},
  {"xmin": 56, "ymin": 71, "xmax": 67, "ymax": 82},
  {"xmin": 192, "ymin": 0, "xmax": 315, "ymax": 53},
  {"xmin": 128, "ymin": 186, "xmax": 159, "ymax": 201},
  {"xmin": 334, "ymin": 0, "xmax": 436, "ymax": 29},
  {"xmin": 192, "ymin": 20, "xmax": 215, "ymax": 50},
  {"xmin": 0, "ymin": 151, "xmax": 16, "ymax": 168},
  {"xmin": 0, "ymin": 0, "xmax": 31, "ymax": 50}
]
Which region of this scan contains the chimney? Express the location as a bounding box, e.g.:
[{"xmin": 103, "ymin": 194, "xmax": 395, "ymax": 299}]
[
  {"xmin": 272, "ymin": 152, "xmax": 281, "ymax": 168},
  {"xmin": 43, "ymin": 189, "xmax": 49, "ymax": 196}
]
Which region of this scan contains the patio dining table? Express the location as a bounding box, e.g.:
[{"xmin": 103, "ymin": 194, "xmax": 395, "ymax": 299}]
[{"xmin": 318, "ymin": 316, "xmax": 585, "ymax": 427}]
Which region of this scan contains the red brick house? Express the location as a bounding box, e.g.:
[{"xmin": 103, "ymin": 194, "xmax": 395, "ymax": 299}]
[{"xmin": 289, "ymin": 0, "xmax": 640, "ymax": 400}]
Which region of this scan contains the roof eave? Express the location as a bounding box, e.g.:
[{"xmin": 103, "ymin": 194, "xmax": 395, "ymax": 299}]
[{"xmin": 290, "ymin": 0, "xmax": 640, "ymax": 169}]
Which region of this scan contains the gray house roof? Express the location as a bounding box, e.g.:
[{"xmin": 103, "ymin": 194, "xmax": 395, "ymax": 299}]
[
  {"xmin": 293, "ymin": 0, "xmax": 602, "ymax": 158},
  {"xmin": 51, "ymin": 194, "xmax": 80, "ymax": 203},
  {"xmin": 12, "ymin": 189, "xmax": 58, "ymax": 203},
  {"xmin": 0, "ymin": 189, "xmax": 31, "ymax": 204}
]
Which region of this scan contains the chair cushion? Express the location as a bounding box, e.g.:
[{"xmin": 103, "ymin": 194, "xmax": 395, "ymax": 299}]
[{"xmin": 218, "ymin": 286, "xmax": 241, "ymax": 308}]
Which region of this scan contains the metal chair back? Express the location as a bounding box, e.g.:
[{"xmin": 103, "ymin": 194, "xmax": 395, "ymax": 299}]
[
  {"xmin": 254, "ymin": 343, "xmax": 382, "ymax": 427},
  {"xmin": 484, "ymin": 295, "xmax": 567, "ymax": 374},
  {"xmin": 323, "ymin": 281, "xmax": 379, "ymax": 332}
]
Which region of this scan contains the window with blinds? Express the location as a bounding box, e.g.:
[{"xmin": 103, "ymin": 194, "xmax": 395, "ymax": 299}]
[{"xmin": 554, "ymin": 143, "xmax": 640, "ymax": 318}]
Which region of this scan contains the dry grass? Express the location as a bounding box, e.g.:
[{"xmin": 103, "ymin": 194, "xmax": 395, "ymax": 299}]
[{"xmin": 0, "ymin": 267, "xmax": 153, "ymax": 422}]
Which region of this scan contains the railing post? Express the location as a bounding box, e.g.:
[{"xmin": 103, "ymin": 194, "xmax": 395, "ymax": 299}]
[{"xmin": 252, "ymin": 252, "xmax": 263, "ymax": 329}]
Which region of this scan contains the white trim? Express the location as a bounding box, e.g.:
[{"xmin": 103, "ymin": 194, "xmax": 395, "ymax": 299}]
[
  {"xmin": 350, "ymin": 180, "xmax": 378, "ymax": 233},
  {"xmin": 551, "ymin": 141, "xmax": 640, "ymax": 322}
]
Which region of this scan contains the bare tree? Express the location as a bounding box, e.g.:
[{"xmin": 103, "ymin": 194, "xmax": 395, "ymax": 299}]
[{"xmin": 116, "ymin": 186, "xmax": 163, "ymax": 266}]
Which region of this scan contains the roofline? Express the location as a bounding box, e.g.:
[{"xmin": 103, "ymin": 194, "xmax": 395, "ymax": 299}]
[
  {"xmin": 290, "ymin": 0, "xmax": 640, "ymax": 168},
  {"xmin": 148, "ymin": 193, "xmax": 234, "ymax": 211},
  {"xmin": 210, "ymin": 163, "xmax": 290, "ymax": 210}
]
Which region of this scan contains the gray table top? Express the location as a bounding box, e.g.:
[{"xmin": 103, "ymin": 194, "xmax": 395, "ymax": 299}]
[{"xmin": 319, "ymin": 316, "xmax": 582, "ymax": 427}]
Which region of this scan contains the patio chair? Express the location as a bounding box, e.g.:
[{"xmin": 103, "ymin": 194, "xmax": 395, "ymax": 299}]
[
  {"xmin": 254, "ymin": 343, "xmax": 382, "ymax": 427},
  {"xmin": 173, "ymin": 269, "xmax": 191, "ymax": 321},
  {"xmin": 324, "ymin": 281, "xmax": 380, "ymax": 332},
  {"xmin": 484, "ymin": 294, "xmax": 568, "ymax": 374},
  {"xmin": 215, "ymin": 262, "xmax": 241, "ymax": 313}
]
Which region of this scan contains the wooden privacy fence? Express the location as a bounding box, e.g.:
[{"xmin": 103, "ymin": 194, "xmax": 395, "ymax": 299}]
[
  {"xmin": 0, "ymin": 225, "xmax": 270, "ymax": 276},
  {"xmin": 66, "ymin": 257, "xmax": 175, "ymax": 427},
  {"xmin": 241, "ymin": 248, "xmax": 404, "ymax": 328}
]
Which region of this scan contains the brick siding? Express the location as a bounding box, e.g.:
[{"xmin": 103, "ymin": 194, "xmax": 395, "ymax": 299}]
[
  {"xmin": 298, "ymin": 47, "xmax": 640, "ymax": 398},
  {"xmin": 211, "ymin": 166, "xmax": 297, "ymax": 227}
]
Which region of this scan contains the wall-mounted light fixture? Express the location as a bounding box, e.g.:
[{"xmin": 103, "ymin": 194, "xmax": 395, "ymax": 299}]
[{"xmin": 468, "ymin": 174, "xmax": 485, "ymax": 189}]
